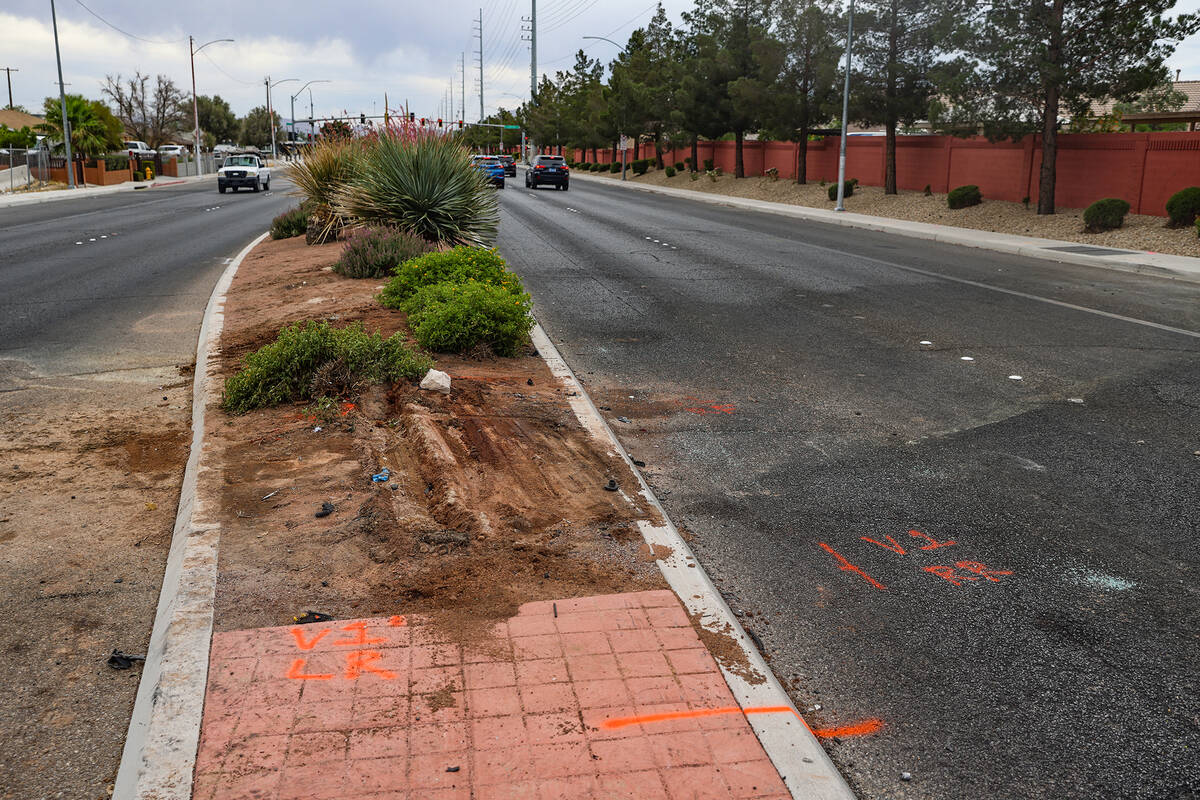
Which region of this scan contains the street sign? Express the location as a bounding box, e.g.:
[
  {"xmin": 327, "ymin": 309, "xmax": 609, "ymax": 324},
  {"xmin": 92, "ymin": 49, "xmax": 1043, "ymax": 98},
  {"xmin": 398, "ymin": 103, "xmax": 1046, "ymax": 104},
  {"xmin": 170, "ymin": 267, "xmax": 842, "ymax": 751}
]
[{"xmin": 618, "ymin": 135, "xmax": 630, "ymax": 151}]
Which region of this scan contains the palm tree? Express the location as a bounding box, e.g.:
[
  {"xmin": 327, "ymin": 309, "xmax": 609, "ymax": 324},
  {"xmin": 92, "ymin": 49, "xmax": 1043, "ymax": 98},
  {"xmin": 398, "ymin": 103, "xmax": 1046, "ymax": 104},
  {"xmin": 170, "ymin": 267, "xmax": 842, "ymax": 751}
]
[{"xmin": 36, "ymin": 94, "xmax": 123, "ymax": 185}]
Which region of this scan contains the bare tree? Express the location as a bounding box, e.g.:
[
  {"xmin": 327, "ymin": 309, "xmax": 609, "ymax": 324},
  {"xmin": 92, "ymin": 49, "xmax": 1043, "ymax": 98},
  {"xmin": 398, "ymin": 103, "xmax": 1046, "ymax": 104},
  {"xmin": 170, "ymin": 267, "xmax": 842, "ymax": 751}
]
[{"xmin": 102, "ymin": 72, "xmax": 189, "ymax": 148}]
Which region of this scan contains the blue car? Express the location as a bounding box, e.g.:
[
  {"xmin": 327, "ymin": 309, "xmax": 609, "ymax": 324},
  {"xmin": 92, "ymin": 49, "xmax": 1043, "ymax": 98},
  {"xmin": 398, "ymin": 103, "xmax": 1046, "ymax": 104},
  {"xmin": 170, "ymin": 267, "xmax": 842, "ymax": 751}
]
[{"xmin": 471, "ymin": 155, "xmax": 505, "ymax": 189}]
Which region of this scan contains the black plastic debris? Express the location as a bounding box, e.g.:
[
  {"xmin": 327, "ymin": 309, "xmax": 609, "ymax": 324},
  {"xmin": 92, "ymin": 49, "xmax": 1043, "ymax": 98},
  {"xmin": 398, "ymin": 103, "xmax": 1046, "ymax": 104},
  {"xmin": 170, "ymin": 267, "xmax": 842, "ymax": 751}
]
[
  {"xmin": 445, "ymin": 766, "xmax": 461, "ymax": 773},
  {"xmin": 107, "ymin": 650, "xmax": 146, "ymax": 670},
  {"xmin": 526, "ymin": 378, "xmax": 534, "ymax": 386},
  {"xmin": 315, "ymin": 501, "xmax": 335, "ymax": 518},
  {"xmin": 617, "ymin": 416, "xmax": 631, "ymax": 424},
  {"xmin": 293, "ymin": 611, "xmax": 333, "ymax": 624},
  {"xmin": 632, "ymin": 459, "xmax": 646, "ymax": 468},
  {"xmin": 603, "ymin": 479, "xmax": 618, "ymax": 492}
]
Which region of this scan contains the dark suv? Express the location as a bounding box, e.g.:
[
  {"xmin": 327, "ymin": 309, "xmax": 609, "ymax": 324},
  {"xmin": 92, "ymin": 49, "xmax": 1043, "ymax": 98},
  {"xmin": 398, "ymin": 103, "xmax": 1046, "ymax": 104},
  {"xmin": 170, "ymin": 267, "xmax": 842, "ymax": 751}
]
[
  {"xmin": 526, "ymin": 155, "xmax": 569, "ymax": 190},
  {"xmin": 497, "ymin": 154, "xmax": 516, "ymax": 177}
]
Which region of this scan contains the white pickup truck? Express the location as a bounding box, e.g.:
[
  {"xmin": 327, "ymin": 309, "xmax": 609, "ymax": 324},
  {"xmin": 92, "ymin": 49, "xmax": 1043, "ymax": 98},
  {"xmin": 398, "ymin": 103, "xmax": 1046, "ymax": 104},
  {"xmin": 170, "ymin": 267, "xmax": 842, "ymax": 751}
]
[
  {"xmin": 124, "ymin": 140, "xmax": 156, "ymax": 157},
  {"xmin": 216, "ymin": 154, "xmax": 271, "ymax": 193}
]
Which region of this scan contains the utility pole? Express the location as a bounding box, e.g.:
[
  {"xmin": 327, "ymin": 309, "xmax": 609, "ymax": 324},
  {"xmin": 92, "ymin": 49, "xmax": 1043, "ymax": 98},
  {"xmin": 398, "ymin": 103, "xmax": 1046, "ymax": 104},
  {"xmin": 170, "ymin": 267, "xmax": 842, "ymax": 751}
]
[
  {"xmin": 1, "ymin": 67, "xmax": 17, "ymax": 109},
  {"xmin": 835, "ymin": 0, "xmax": 855, "ymax": 212},
  {"xmin": 521, "ymin": 1, "xmax": 537, "ymax": 101},
  {"xmin": 475, "ymin": 8, "xmax": 484, "ymax": 122},
  {"xmin": 49, "ymin": 0, "xmax": 74, "ymax": 188},
  {"xmin": 189, "ymin": 36, "xmax": 233, "ymax": 177}
]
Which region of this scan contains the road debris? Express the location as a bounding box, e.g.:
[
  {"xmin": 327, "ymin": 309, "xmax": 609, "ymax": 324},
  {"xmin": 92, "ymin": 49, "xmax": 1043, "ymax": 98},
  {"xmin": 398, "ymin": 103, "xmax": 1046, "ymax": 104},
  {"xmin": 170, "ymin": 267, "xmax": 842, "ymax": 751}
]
[
  {"xmin": 315, "ymin": 501, "xmax": 335, "ymax": 518},
  {"xmin": 106, "ymin": 650, "xmax": 146, "ymax": 670},
  {"xmin": 371, "ymin": 468, "xmax": 391, "ymax": 482},
  {"xmin": 292, "ymin": 611, "xmax": 333, "ymax": 624},
  {"xmin": 420, "ymin": 369, "xmax": 452, "ymax": 394}
]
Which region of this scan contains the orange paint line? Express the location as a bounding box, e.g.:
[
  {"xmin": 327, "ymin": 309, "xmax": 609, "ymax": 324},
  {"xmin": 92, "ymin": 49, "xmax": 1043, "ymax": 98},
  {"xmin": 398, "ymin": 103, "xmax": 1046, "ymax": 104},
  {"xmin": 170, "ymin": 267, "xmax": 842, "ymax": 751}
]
[
  {"xmin": 813, "ymin": 718, "xmax": 884, "ymax": 739},
  {"xmin": 600, "ymin": 706, "xmax": 743, "ymax": 729},
  {"xmin": 286, "ymin": 658, "xmax": 333, "ymax": 680},
  {"xmin": 818, "ymin": 541, "xmax": 887, "ymax": 590}
]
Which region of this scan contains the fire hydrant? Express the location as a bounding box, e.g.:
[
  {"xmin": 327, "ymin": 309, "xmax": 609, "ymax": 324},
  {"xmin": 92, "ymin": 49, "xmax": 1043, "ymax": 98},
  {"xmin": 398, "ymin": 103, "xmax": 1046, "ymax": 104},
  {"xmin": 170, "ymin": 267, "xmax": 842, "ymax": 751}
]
[{"xmin": 144, "ymin": 165, "xmax": 154, "ymax": 180}]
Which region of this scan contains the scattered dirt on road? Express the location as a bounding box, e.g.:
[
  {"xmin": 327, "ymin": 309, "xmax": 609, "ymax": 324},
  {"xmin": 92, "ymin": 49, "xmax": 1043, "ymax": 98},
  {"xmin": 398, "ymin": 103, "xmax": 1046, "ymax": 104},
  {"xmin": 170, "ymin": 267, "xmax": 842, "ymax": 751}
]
[
  {"xmin": 589, "ymin": 168, "xmax": 1200, "ymax": 257},
  {"xmin": 207, "ymin": 236, "xmax": 665, "ymax": 647},
  {"xmin": 688, "ymin": 609, "xmax": 765, "ymax": 686},
  {"xmin": 0, "ymin": 362, "xmax": 191, "ymax": 800}
]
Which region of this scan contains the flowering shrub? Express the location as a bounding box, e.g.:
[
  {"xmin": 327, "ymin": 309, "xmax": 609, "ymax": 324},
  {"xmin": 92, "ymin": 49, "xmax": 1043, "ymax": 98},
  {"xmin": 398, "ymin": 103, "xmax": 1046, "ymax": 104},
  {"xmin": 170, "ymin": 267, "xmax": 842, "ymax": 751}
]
[
  {"xmin": 377, "ymin": 246, "xmax": 518, "ymax": 307},
  {"xmin": 333, "ymin": 226, "xmax": 433, "ymax": 279}
]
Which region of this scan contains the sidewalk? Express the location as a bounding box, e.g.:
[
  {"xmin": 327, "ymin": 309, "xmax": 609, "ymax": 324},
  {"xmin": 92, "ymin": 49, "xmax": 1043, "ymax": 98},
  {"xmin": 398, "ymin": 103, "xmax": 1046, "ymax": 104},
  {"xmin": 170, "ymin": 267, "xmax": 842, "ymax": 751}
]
[
  {"xmin": 562, "ymin": 168, "xmax": 1200, "ymax": 285},
  {"xmin": 194, "ymin": 592, "xmax": 794, "ymax": 799},
  {"xmin": 0, "ymin": 172, "xmax": 211, "ymax": 208}
]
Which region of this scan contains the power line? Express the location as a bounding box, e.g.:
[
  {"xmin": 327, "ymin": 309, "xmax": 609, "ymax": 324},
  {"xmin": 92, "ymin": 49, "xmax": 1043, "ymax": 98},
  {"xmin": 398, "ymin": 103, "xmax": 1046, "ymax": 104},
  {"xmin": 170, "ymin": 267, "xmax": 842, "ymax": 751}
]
[
  {"xmin": 540, "ymin": 0, "xmax": 657, "ymax": 66},
  {"xmin": 200, "ymin": 50, "xmax": 256, "ymax": 86},
  {"xmin": 71, "ymin": 0, "xmax": 185, "ymax": 44},
  {"xmin": 541, "ymin": 0, "xmax": 602, "ymax": 34}
]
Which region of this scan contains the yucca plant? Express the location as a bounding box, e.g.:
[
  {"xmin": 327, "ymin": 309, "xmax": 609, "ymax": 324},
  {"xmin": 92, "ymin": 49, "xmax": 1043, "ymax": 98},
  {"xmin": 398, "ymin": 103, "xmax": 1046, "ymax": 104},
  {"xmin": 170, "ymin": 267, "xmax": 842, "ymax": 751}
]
[
  {"xmin": 336, "ymin": 132, "xmax": 499, "ymax": 247},
  {"xmin": 289, "ymin": 137, "xmax": 363, "ymax": 243}
]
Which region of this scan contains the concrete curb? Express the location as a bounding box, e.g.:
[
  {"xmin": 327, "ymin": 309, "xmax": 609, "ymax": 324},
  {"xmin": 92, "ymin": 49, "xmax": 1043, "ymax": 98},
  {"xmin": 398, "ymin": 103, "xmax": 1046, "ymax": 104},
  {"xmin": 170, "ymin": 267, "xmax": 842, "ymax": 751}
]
[
  {"xmin": 562, "ymin": 168, "xmax": 1200, "ymax": 285},
  {"xmin": 530, "ymin": 322, "xmax": 856, "ymax": 800},
  {"xmin": 113, "ymin": 231, "xmax": 268, "ymax": 800},
  {"xmin": 0, "ymin": 173, "xmax": 210, "ymax": 208}
]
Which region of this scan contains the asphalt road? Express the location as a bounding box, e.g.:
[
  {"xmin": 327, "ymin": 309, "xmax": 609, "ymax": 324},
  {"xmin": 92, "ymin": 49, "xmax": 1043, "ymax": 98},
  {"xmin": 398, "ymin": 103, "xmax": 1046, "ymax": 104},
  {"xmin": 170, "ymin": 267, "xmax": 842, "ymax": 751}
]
[
  {"xmin": 497, "ymin": 173, "xmax": 1200, "ymax": 800},
  {"xmin": 0, "ymin": 178, "xmax": 295, "ymax": 382}
]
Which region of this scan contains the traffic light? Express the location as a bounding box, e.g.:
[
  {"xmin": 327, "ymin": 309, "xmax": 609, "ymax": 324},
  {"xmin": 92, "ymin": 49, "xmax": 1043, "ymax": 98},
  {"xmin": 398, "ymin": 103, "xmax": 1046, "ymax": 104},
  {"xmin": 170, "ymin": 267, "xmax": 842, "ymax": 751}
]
[
  {"xmin": 438, "ymin": 118, "xmax": 443, "ymax": 128},
  {"xmin": 457, "ymin": 120, "xmax": 463, "ymax": 129},
  {"xmin": 420, "ymin": 118, "xmax": 426, "ymax": 125},
  {"xmin": 409, "ymin": 112, "xmax": 415, "ymax": 121},
  {"xmin": 360, "ymin": 113, "xmax": 366, "ymax": 124}
]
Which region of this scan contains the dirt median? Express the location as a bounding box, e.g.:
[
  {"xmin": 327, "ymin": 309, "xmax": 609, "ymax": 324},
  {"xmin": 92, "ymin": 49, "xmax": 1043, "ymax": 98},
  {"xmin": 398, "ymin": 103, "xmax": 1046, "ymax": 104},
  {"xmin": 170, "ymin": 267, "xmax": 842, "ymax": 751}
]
[{"xmin": 205, "ymin": 236, "xmax": 666, "ymax": 643}]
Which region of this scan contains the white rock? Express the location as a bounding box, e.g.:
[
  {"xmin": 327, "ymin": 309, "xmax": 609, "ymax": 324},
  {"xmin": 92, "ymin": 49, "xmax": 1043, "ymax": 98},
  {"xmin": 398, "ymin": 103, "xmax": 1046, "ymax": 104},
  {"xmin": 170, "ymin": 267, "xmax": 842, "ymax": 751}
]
[{"xmin": 420, "ymin": 369, "xmax": 451, "ymax": 394}]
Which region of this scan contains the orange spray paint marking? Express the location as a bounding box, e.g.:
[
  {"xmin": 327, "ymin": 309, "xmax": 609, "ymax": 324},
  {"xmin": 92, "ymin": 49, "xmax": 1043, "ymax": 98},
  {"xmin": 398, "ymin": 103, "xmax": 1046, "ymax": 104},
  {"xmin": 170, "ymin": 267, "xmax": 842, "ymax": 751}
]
[
  {"xmin": 388, "ymin": 615, "xmax": 408, "ymax": 627},
  {"xmin": 818, "ymin": 542, "xmax": 887, "ymax": 590},
  {"xmin": 813, "ymin": 718, "xmax": 884, "ymax": 739},
  {"xmin": 860, "ymin": 535, "xmax": 907, "ymax": 555},
  {"xmin": 344, "ymin": 650, "xmax": 396, "ymax": 680},
  {"xmin": 909, "ymin": 530, "xmax": 956, "ymax": 550},
  {"xmin": 923, "ymin": 565, "xmax": 978, "ymax": 586},
  {"xmin": 339, "ymin": 402, "xmax": 356, "ymax": 416},
  {"xmin": 956, "ymin": 561, "xmax": 1012, "ymax": 583},
  {"xmin": 286, "ymin": 658, "xmax": 333, "ymax": 680},
  {"xmin": 333, "ymin": 621, "xmax": 386, "ymax": 647},
  {"xmin": 290, "ymin": 627, "xmax": 332, "ymax": 651}
]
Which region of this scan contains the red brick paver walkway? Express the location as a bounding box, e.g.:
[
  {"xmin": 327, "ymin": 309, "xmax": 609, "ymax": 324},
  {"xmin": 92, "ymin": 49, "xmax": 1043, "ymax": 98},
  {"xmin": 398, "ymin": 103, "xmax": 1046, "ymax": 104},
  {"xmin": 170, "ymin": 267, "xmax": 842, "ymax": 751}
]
[{"xmin": 194, "ymin": 590, "xmax": 791, "ymax": 799}]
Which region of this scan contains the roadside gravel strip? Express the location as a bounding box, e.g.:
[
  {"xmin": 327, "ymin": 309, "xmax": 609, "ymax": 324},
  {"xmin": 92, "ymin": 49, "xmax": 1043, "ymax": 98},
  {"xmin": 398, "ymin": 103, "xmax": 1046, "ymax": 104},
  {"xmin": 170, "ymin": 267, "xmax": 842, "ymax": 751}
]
[
  {"xmin": 113, "ymin": 232, "xmax": 269, "ymax": 800},
  {"xmin": 532, "ymin": 323, "xmax": 855, "ymax": 800},
  {"xmin": 563, "ymin": 169, "xmax": 1200, "ymax": 284}
]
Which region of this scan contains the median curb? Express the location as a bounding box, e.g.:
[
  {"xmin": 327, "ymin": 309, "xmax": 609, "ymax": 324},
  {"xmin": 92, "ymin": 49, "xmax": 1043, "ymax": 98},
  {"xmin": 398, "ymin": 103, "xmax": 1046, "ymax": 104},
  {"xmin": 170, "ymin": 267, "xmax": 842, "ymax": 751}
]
[
  {"xmin": 112, "ymin": 231, "xmax": 269, "ymax": 800},
  {"xmin": 530, "ymin": 322, "xmax": 857, "ymax": 800},
  {"xmin": 562, "ymin": 168, "xmax": 1200, "ymax": 285}
]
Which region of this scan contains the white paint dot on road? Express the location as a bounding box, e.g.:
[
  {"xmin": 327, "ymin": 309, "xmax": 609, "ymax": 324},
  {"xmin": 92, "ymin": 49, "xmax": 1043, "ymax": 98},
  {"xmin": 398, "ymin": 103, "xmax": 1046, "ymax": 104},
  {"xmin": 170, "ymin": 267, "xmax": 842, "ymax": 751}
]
[
  {"xmin": 100, "ymin": 235, "xmax": 107, "ymax": 239},
  {"xmin": 1068, "ymin": 397, "xmax": 1085, "ymax": 404},
  {"xmin": 645, "ymin": 236, "xmax": 652, "ymax": 240},
  {"xmin": 75, "ymin": 241, "xmax": 82, "ymax": 245},
  {"xmin": 919, "ymin": 340, "xmax": 933, "ymax": 345},
  {"xmin": 961, "ymin": 356, "xmax": 974, "ymax": 361},
  {"xmin": 1009, "ymin": 375, "xmax": 1023, "ymax": 380},
  {"xmin": 88, "ymin": 238, "xmax": 96, "ymax": 242}
]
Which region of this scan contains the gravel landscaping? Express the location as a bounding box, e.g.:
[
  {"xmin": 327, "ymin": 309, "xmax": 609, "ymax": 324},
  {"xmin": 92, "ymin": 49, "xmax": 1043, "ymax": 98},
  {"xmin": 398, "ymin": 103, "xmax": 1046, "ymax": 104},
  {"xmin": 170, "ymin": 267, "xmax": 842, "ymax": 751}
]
[{"xmin": 589, "ymin": 167, "xmax": 1200, "ymax": 258}]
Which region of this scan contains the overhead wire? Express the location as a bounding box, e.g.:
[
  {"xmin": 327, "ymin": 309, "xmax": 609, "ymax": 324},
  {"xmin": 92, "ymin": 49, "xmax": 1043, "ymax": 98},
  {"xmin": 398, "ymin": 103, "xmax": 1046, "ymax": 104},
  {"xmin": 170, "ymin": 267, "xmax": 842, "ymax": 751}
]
[
  {"xmin": 541, "ymin": 0, "xmax": 602, "ymax": 34},
  {"xmin": 539, "ymin": 0, "xmax": 658, "ymax": 66},
  {"xmin": 71, "ymin": 0, "xmax": 185, "ymax": 44},
  {"xmin": 199, "ymin": 49, "xmax": 256, "ymax": 86}
]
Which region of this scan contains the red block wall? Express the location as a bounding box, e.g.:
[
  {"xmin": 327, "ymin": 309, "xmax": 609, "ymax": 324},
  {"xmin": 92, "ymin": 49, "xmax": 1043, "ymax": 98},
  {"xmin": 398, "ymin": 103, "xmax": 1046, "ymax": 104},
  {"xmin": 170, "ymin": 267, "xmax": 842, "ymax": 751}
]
[{"xmin": 570, "ymin": 132, "xmax": 1200, "ymax": 216}]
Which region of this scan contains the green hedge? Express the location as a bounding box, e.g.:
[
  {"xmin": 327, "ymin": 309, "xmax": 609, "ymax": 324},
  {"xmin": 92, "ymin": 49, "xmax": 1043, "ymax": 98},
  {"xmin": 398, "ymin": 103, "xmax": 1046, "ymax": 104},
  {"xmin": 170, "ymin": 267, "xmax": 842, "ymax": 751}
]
[
  {"xmin": 947, "ymin": 184, "xmax": 982, "ymax": 209},
  {"xmin": 1083, "ymin": 198, "xmax": 1131, "ymax": 233},
  {"xmin": 827, "ymin": 179, "xmax": 856, "ymax": 201},
  {"xmin": 400, "ymin": 281, "xmax": 533, "ymax": 357},
  {"xmin": 1165, "ymin": 186, "xmax": 1200, "ymax": 228},
  {"xmin": 378, "ymin": 246, "xmax": 516, "ymax": 307}
]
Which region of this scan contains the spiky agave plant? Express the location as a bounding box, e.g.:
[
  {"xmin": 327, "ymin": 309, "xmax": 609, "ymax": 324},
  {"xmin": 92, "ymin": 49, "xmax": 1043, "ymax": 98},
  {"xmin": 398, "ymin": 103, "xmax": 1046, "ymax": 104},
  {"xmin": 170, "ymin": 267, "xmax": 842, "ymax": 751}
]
[
  {"xmin": 289, "ymin": 137, "xmax": 362, "ymax": 243},
  {"xmin": 336, "ymin": 132, "xmax": 499, "ymax": 247}
]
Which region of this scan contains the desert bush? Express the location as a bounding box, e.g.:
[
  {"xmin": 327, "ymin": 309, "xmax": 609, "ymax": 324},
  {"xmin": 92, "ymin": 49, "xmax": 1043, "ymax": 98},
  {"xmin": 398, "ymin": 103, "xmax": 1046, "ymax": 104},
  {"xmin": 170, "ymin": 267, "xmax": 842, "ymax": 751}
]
[
  {"xmin": 378, "ymin": 246, "xmax": 518, "ymax": 307},
  {"xmin": 222, "ymin": 321, "xmax": 430, "ymax": 414},
  {"xmin": 270, "ymin": 205, "xmax": 310, "ymax": 240},
  {"xmin": 632, "ymin": 159, "xmax": 649, "ymax": 175},
  {"xmin": 336, "ymin": 133, "xmax": 498, "ymax": 247},
  {"xmin": 947, "ymin": 184, "xmax": 982, "ymax": 209},
  {"xmin": 400, "ymin": 281, "xmax": 533, "ymax": 357},
  {"xmin": 690, "ymin": 170, "xmax": 699, "ymax": 181},
  {"xmin": 290, "ymin": 137, "xmax": 363, "ymax": 243},
  {"xmin": 333, "ymin": 226, "xmax": 434, "ymax": 278},
  {"xmin": 674, "ymin": 161, "xmax": 685, "ymax": 171},
  {"xmin": 827, "ymin": 180, "xmax": 856, "ymax": 201},
  {"xmin": 703, "ymin": 158, "xmax": 714, "ymax": 171},
  {"xmin": 609, "ymin": 162, "xmax": 621, "ymax": 173},
  {"xmin": 1165, "ymin": 186, "xmax": 1200, "ymax": 227},
  {"xmin": 706, "ymin": 169, "xmax": 720, "ymax": 182},
  {"xmin": 665, "ymin": 166, "xmax": 676, "ymax": 177},
  {"xmin": 764, "ymin": 166, "xmax": 779, "ymax": 181},
  {"xmin": 923, "ymin": 184, "xmax": 932, "ymax": 196},
  {"xmin": 579, "ymin": 161, "xmax": 591, "ymax": 170},
  {"xmin": 1083, "ymin": 198, "xmax": 1131, "ymax": 233}
]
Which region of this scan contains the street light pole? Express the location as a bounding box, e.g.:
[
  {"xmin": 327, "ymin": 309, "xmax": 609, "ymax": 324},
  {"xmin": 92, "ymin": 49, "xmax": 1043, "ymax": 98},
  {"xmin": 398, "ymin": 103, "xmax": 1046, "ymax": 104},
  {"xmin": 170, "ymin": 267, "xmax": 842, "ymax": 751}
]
[
  {"xmin": 50, "ymin": 0, "xmax": 74, "ymax": 188},
  {"xmin": 582, "ymin": 36, "xmax": 628, "ymax": 181},
  {"xmin": 835, "ymin": 0, "xmax": 855, "ymax": 212},
  {"xmin": 290, "ymin": 80, "xmax": 330, "ymax": 149},
  {"xmin": 190, "ymin": 36, "xmax": 234, "ymax": 177},
  {"xmin": 266, "ymin": 77, "xmax": 297, "ymax": 162}
]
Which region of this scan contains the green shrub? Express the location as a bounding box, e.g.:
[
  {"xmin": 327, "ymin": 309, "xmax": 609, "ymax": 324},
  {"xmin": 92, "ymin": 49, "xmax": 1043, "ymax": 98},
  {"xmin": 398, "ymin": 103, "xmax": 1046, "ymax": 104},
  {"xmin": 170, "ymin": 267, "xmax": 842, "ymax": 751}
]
[
  {"xmin": 333, "ymin": 226, "xmax": 433, "ymax": 278},
  {"xmin": 664, "ymin": 166, "xmax": 676, "ymax": 177},
  {"xmin": 336, "ymin": 133, "xmax": 498, "ymax": 246},
  {"xmin": 1195, "ymin": 217, "xmax": 1200, "ymax": 238},
  {"xmin": 827, "ymin": 180, "xmax": 855, "ymax": 201},
  {"xmin": 580, "ymin": 161, "xmax": 591, "ymax": 170},
  {"xmin": 703, "ymin": 158, "xmax": 714, "ymax": 171},
  {"xmin": 923, "ymin": 184, "xmax": 932, "ymax": 196},
  {"xmin": 947, "ymin": 184, "xmax": 982, "ymax": 209},
  {"xmin": 270, "ymin": 205, "xmax": 310, "ymax": 240},
  {"xmin": 609, "ymin": 162, "xmax": 621, "ymax": 173},
  {"xmin": 222, "ymin": 321, "xmax": 430, "ymax": 414},
  {"xmin": 1165, "ymin": 186, "xmax": 1200, "ymax": 227},
  {"xmin": 674, "ymin": 161, "xmax": 685, "ymax": 171},
  {"xmin": 684, "ymin": 156, "xmax": 692, "ymax": 165},
  {"xmin": 632, "ymin": 159, "xmax": 649, "ymax": 175},
  {"xmin": 104, "ymin": 153, "xmax": 130, "ymax": 171},
  {"xmin": 401, "ymin": 282, "xmax": 534, "ymax": 357},
  {"xmin": 378, "ymin": 246, "xmax": 518, "ymax": 307},
  {"xmin": 1083, "ymin": 198, "xmax": 1131, "ymax": 233}
]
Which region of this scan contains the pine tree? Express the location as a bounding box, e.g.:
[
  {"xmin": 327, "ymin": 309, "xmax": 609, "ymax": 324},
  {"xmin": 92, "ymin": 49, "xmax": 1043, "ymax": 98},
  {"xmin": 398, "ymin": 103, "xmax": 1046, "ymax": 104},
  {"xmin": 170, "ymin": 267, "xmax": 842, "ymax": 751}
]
[{"xmin": 773, "ymin": 0, "xmax": 842, "ymax": 183}]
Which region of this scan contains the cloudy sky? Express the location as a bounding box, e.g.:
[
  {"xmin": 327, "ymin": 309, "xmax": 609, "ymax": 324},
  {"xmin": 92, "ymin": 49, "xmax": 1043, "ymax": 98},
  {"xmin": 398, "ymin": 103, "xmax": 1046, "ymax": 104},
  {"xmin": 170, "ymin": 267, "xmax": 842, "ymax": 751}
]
[{"xmin": 4, "ymin": 0, "xmax": 1200, "ymax": 125}]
